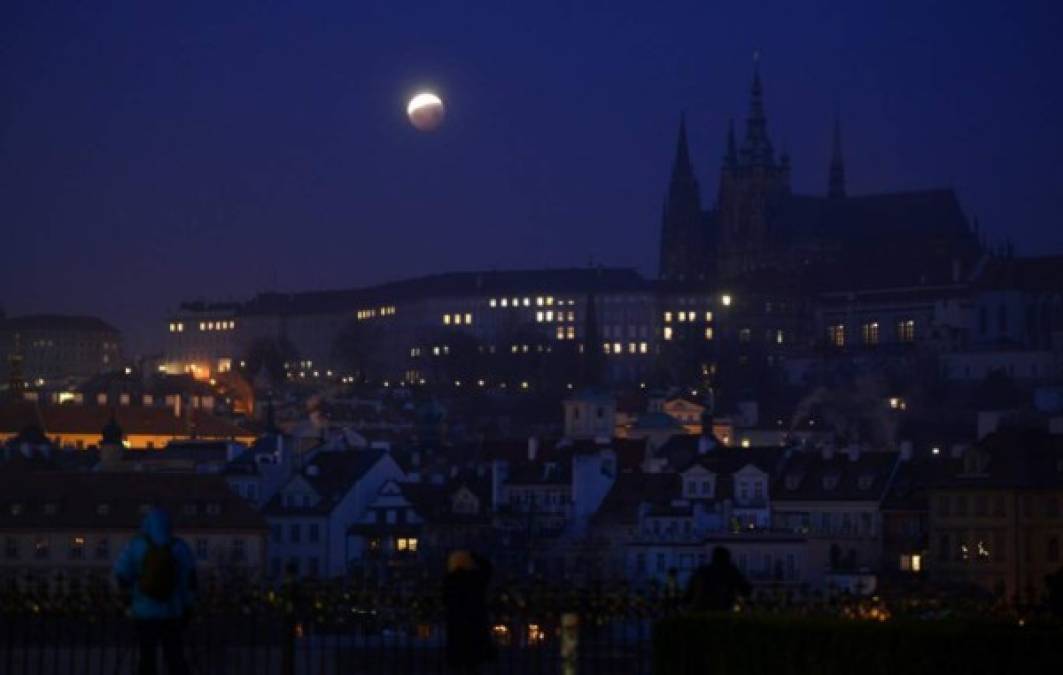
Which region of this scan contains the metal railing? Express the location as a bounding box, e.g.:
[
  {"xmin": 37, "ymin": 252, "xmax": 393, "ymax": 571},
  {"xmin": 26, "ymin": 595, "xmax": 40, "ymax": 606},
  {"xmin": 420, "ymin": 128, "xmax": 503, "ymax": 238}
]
[{"xmin": 0, "ymin": 583, "xmax": 660, "ymax": 675}]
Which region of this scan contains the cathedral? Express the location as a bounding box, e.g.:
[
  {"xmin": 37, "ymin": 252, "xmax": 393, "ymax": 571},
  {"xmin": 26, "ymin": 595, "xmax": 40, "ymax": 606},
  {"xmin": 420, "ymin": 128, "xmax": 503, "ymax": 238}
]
[{"xmin": 658, "ymin": 60, "xmax": 983, "ymax": 290}]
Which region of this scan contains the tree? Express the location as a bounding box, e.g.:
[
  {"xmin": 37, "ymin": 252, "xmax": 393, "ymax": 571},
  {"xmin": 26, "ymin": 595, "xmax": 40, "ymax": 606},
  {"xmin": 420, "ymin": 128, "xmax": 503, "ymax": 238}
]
[{"xmin": 242, "ymin": 336, "xmax": 298, "ymax": 386}]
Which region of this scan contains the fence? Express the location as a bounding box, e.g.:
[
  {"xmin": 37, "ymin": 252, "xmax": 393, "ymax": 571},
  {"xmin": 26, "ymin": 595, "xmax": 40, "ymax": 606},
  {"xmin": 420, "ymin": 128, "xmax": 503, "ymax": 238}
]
[{"xmin": 0, "ymin": 586, "xmax": 660, "ymax": 675}]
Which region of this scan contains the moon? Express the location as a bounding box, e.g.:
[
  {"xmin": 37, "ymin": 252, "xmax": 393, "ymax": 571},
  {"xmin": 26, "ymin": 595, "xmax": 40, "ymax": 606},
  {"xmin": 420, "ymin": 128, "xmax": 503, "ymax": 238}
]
[{"xmin": 407, "ymin": 92, "xmax": 445, "ymax": 132}]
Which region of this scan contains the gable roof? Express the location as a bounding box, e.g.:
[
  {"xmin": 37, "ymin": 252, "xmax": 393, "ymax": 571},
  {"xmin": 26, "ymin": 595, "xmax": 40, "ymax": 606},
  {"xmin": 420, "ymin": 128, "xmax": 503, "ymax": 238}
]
[{"xmin": 264, "ymin": 448, "xmax": 388, "ymax": 515}]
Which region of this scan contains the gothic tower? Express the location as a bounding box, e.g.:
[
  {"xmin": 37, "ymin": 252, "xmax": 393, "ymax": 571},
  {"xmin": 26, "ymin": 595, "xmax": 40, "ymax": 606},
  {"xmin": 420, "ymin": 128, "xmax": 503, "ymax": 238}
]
[
  {"xmin": 658, "ymin": 114, "xmax": 706, "ymax": 281},
  {"xmin": 716, "ymin": 55, "xmax": 791, "ymax": 279}
]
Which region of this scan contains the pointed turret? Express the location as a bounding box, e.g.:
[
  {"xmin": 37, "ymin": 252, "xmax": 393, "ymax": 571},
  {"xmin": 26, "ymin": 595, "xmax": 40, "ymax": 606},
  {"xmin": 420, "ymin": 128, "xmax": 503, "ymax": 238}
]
[
  {"xmin": 672, "ymin": 112, "xmax": 694, "ymax": 181},
  {"xmin": 723, "ymin": 118, "xmax": 738, "ymax": 168},
  {"xmin": 658, "ymin": 114, "xmax": 704, "ymax": 280},
  {"xmin": 740, "ymin": 52, "xmax": 775, "ymax": 167},
  {"xmin": 828, "ymin": 113, "xmax": 846, "ymax": 198}
]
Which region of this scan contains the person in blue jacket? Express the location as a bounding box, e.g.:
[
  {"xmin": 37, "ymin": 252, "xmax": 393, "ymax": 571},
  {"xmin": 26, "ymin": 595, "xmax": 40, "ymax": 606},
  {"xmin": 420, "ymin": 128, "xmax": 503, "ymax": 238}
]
[{"xmin": 114, "ymin": 507, "xmax": 198, "ymax": 675}]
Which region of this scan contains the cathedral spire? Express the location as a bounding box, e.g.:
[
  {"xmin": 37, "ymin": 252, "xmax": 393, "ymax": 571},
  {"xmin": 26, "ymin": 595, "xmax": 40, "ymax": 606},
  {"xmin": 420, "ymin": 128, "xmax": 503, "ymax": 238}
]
[
  {"xmin": 671, "ymin": 112, "xmax": 694, "ymax": 181},
  {"xmin": 740, "ymin": 50, "xmax": 774, "ymax": 166},
  {"xmin": 723, "ymin": 118, "xmax": 738, "ymax": 168},
  {"xmin": 828, "ymin": 111, "xmax": 846, "ymax": 198}
]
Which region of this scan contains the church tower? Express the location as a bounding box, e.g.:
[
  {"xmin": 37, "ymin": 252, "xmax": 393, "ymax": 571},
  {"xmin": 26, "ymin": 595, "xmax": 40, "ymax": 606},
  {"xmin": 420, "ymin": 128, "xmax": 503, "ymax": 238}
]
[
  {"xmin": 658, "ymin": 114, "xmax": 707, "ymax": 281},
  {"xmin": 716, "ymin": 55, "xmax": 791, "ymax": 279}
]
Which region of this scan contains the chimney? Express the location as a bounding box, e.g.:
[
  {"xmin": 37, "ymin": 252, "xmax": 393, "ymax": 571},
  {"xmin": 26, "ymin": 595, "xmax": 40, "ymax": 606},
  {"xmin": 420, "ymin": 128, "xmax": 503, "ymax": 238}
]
[
  {"xmin": 528, "ymin": 436, "xmax": 539, "ymax": 462},
  {"xmin": 899, "ymin": 440, "xmax": 913, "ymax": 461},
  {"xmin": 697, "ymin": 435, "xmax": 714, "ymax": 455}
]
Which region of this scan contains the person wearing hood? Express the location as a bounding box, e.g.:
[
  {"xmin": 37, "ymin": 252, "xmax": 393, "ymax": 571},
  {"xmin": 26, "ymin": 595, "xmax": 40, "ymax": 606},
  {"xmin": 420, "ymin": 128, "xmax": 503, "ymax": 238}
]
[{"xmin": 114, "ymin": 507, "xmax": 198, "ymax": 675}]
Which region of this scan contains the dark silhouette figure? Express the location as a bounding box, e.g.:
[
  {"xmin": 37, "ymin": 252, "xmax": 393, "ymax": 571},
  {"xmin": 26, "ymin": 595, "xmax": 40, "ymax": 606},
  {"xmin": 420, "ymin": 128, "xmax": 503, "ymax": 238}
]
[
  {"xmin": 684, "ymin": 546, "xmax": 751, "ymax": 612},
  {"xmin": 114, "ymin": 508, "xmax": 198, "ymax": 675},
  {"xmin": 444, "ymin": 550, "xmax": 495, "ymax": 674}
]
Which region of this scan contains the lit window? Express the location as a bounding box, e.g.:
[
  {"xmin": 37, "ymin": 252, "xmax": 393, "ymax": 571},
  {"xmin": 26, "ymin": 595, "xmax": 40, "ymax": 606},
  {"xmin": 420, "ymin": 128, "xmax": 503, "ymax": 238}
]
[
  {"xmin": 556, "ymin": 326, "xmax": 564, "ymax": 339},
  {"xmin": 545, "ymin": 311, "xmax": 554, "ymax": 321},
  {"xmin": 862, "ymin": 322, "xmax": 880, "ymax": 345},
  {"xmin": 828, "ymin": 324, "xmax": 845, "ymax": 347},
  {"xmin": 776, "ymin": 330, "xmax": 784, "ymax": 344},
  {"xmin": 604, "ymin": 343, "xmax": 612, "ymax": 354},
  {"xmin": 721, "ymin": 294, "xmax": 732, "ymax": 307},
  {"xmin": 536, "ymin": 297, "xmax": 544, "ymax": 306},
  {"xmin": 464, "ymin": 313, "xmax": 472, "ymax": 324},
  {"xmin": 741, "ymin": 438, "xmax": 751, "ymax": 448},
  {"xmin": 664, "ymin": 327, "xmax": 673, "ymax": 341},
  {"xmin": 536, "ymin": 311, "xmax": 544, "ymax": 322},
  {"xmin": 489, "ymin": 298, "xmax": 497, "ymax": 307},
  {"xmin": 705, "ymin": 311, "xmax": 713, "ymax": 322},
  {"xmin": 639, "ymin": 342, "xmax": 648, "ymax": 354},
  {"xmin": 169, "ymin": 323, "xmax": 176, "ymax": 333},
  {"xmin": 444, "ymin": 314, "xmax": 451, "ymax": 325},
  {"xmin": 678, "ymin": 312, "xmax": 687, "ymax": 323},
  {"xmin": 566, "ymin": 326, "xmax": 575, "ymax": 339},
  {"xmin": 613, "ymin": 342, "xmax": 622, "ymax": 354},
  {"xmin": 199, "ymin": 322, "xmax": 206, "ymax": 331},
  {"xmin": 628, "ymin": 342, "xmax": 636, "ymax": 354},
  {"xmin": 664, "ymin": 312, "xmax": 673, "ymax": 323},
  {"xmin": 705, "ymin": 327, "xmax": 714, "ymax": 340},
  {"xmin": 522, "ymin": 298, "xmax": 530, "ymax": 307},
  {"xmin": 898, "ymin": 320, "xmax": 916, "ymax": 343},
  {"xmin": 501, "ymin": 298, "xmax": 508, "ymax": 307},
  {"xmin": 546, "ymin": 297, "xmax": 554, "ymax": 306}
]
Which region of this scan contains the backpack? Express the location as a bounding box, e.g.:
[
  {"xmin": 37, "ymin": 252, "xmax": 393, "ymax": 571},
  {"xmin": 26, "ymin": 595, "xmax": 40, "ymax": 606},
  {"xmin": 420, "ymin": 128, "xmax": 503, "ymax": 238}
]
[{"xmin": 139, "ymin": 537, "xmax": 178, "ymax": 601}]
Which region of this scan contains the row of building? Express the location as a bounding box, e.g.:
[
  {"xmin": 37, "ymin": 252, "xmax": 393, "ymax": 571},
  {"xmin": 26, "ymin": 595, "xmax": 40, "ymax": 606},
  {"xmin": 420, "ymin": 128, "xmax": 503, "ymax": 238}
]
[{"xmin": 3, "ymin": 390, "xmax": 1061, "ymax": 606}]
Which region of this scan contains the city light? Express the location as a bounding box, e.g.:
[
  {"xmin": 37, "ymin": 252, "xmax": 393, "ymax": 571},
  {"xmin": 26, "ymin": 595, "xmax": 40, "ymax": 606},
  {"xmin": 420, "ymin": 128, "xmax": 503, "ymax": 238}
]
[{"xmin": 721, "ymin": 294, "xmax": 732, "ymax": 306}]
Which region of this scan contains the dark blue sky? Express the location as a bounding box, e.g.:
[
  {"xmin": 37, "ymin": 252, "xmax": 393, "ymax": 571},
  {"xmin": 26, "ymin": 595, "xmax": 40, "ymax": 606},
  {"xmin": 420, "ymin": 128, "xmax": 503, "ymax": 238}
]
[{"xmin": 2, "ymin": 1, "xmax": 1061, "ymax": 352}]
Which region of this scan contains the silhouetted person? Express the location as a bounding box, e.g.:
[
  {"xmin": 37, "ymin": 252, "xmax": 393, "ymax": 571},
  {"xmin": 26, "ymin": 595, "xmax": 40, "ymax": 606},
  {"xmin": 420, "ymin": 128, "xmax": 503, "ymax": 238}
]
[
  {"xmin": 444, "ymin": 550, "xmax": 495, "ymax": 674},
  {"xmin": 114, "ymin": 508, "xmax": 197, "ymax": 675},
  {"xmin": 684, "ymin": 546, "xmax": 751, "ymax": 612}
]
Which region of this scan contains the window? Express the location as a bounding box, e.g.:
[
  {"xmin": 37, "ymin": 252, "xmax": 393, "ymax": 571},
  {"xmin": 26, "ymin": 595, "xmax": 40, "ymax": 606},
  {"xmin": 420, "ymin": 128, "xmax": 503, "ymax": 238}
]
[
  {"xmin": 4, "ymin": 537, "xmax": 18, "ymax": 560},
  {"xmin": 899, "ymin": 554, "xmax": 922, "ymax": 573},
  {"xmin": 308, "ymin": 556, "xmax": 320, "ymax": 576},
  {"xmin": 897, "ymin": 320, "xmax": 916, "ymax": 343},
  {"xmin": 34, "ymin": 537, "xmax": 49, "ymax": 560},
  {"xmin": 196, "ymin": 538, "xmax": 209, "ymax": 561},
  {"xmin": 739, "ymin": 328, "xmax": 751, "ymax": 343},
  {"xmin": 231, "ymin": 539, "xmax": 246, "ymax": 562},
  {"xmin": 397, "ymin": 537, "xmax": 418, "ymax": 553},
  {"xmin": 290, "ymin": 524, "xmax": 301, "ymax": 543},
  {"xmin": 663, "ymin": 327, "xmax": 673, "ymax": 341},
  {"xmin": 862, "ymin": 322, "xmax": 880, "ymax": 345},
  {"xmin": 308, "ymin": 523, "xmax": 320, "ymax": 543},
  {"xmin": 828, "ymin": 324, "xmax": 845, "ymax": 347},
  {"xmin": 69, "ymin": 536, "xmax": 85, "ymax": 560}
]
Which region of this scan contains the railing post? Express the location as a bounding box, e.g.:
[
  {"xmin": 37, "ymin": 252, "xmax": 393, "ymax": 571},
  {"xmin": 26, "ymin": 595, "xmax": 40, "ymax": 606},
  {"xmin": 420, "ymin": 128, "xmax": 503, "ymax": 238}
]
[{"xmin": 561, "ymin": 612, "xmax": 579, "ymax": 675}]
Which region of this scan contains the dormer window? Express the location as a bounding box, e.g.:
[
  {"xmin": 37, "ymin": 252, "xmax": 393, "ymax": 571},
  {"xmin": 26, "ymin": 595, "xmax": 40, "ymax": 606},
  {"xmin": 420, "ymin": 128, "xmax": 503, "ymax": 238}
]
[{"xmin": 97, "ymin": 504, "xmax": 110, "ymax": 516}]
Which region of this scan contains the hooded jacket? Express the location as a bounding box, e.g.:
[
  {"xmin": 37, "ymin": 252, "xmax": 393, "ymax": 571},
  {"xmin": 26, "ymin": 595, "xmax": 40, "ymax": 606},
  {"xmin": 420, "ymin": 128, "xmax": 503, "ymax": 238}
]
[{"xmin": 113, "ymin": 508, "xmax": 198, "ymax": 620}]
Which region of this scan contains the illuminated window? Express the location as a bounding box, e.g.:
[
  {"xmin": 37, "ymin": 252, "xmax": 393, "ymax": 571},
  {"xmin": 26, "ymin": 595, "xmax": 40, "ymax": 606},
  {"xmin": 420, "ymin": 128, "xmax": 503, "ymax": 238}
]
[
  {"xmin": 775, "ymin": 330, "xmax": 784, "ymax": 345},
  {"xmin": 603, "ymin": 343, "xmax": 612, "ymax": 354},
  {"xmin": 678, "ymin": 312, "xmax": 687, "ymax": 323},
  {"xmin": 546, "ymin": 297, "xmax": 555, "ymax": 306},
  {"xmin": 465, "ymin": 313, "xmax": 472, "ymax": 324},
  {"xmin": 522, "ymin": 298, "xmax": 530, "ymax": 307},
  {"xmin": 639, "ymin": 342, "xmax": 648, "ymax": 354},
  {"xmin": 536, "ymin": 311, "xmax": 544, "ymax": 322},
  {"xmin": 828, "ymin": 324, "xmax": 845, "ymax": 347},
  {"xmin": 721, "ymin": 294, "xmax": 732, "ymax": 307},
  {"xmin": 396, "ymin": 537, "xmax": 418, "ymax": 553},
  {"xmin": 613, "ymin": 342, "xmax": 622, "ymax": 354},
  {"xmin": 501, "ymin": 298, "xmax": 508, "ymax": 307},
  {"xmin": 444, "ymin": 314, "xmax": 451, "ymax": 325},
  {"xmin": 545, "ymin": 311, "xmax": 554, "ymax": 321},
  {"xmin": 705, "ymin": 327, "xmax": 714, "ymax": 340},
  {"xmin": 489, "ymin": 298, "xmax": 497, "ymax": 307},
  {"xmin": 536, "ymin": 297, "xmax": 544, "ymax": 306},
  {"xmin": 897, "ymin": 320, "xmax": 916, "ymax": 343},
  {"xmin": 739, "ymin": 328, "xmax": 751, "ymax": 343},
  {"xmin": 664, "ymin": 312, "xmax": 673, "ymax": 323},
  {"xmin": 566, "ymin": 326, "xmax": 575, "ymax": 339},
  {"xmin": 199, "ymin": 322, "xmax": 206, "ymax": 331},
  {"xmin": 556, "ymin": 326, "xmax": 565, "ymax": 339},
  {"xmin": 169, "ymin": 323, "xmax": 176, "ymax": 333},
  {"xmin": 628, "ymin": 342, "xmax": 636, "ymax": 354},
  {"xmin": 664, "ymin": 327, "xmax": 673, "ymax": 341},
  {"xmin": 862, "ymin": 322, "xmax": 880, "ymax": 345}
]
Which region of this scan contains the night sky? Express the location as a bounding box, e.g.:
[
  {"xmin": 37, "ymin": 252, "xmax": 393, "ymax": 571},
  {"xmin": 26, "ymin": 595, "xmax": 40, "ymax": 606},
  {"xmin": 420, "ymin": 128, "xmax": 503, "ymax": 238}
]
[{"xmin": 2, "ymin": 1, "xmax": 1061, "ymax": 352}]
